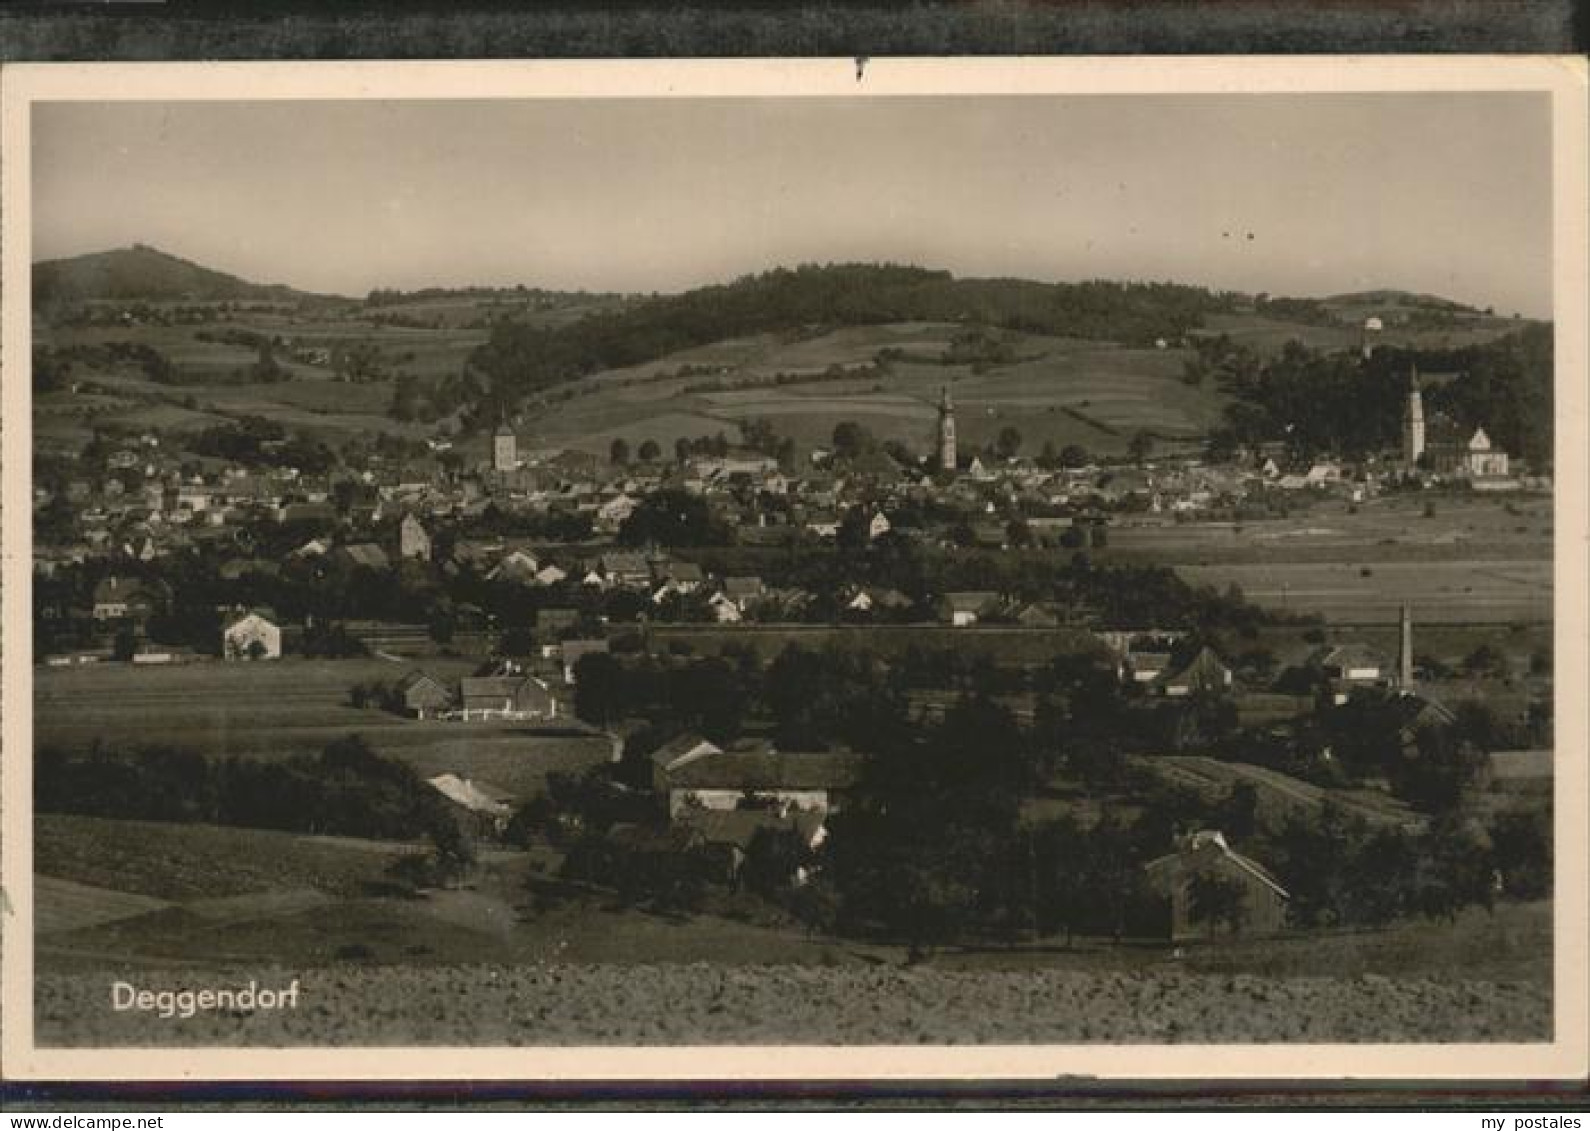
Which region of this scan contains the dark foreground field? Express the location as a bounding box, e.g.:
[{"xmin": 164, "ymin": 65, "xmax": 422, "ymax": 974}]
[
  {"xmin": 34, "ymin": 815, "xmax": 1553, "ymax": 1046},
  {"xmin": 35, "ymin": 960, "xmax": 1550, "ymax": 1046}
]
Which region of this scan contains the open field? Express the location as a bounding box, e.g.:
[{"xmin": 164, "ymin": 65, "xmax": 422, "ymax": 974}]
[
  {"xmin": 33, "ymin": 312, "xmax": 487, "ymax": 445},
  {"xmin": 35, "ymin": 659, "xmax": 611, "ymax": 797},
  {"xmin": 1100, "ymin": 493, "xmax": 1554, "ymax": 626},
  {"xmin": 33, "ymin": 810, "xmax": 1551, "ymax": 1044},
  {"xmin": 36, "ymin": 815, "xmax": 424, "ymax": 902},
  {"xmin": 1104, "ymin": 492, "xmax": 1554, "ymax": 567},
  {"xmin": 459, "ymin": 323, "xmax": 1231, "ymax": 458},
  {"xmin": 1176, "ymin": 558, "xmax": 1550, "ymax": 626}
]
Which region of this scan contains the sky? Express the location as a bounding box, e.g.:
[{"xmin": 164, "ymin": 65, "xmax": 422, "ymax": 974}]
[{"xmin": 32, "ymin": 93, "xmax": 1554, "ymax": 317}]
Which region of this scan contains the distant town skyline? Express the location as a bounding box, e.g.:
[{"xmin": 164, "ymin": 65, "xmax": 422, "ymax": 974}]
[{"xmin": 33, "ymin": 93, "xmax": 1554, "ymax": 318}]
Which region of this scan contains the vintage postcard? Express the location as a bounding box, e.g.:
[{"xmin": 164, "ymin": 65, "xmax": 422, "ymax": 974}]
[{"xmin": 1, "ymin": 58, "xmax": 1585, "ymax": 1084}]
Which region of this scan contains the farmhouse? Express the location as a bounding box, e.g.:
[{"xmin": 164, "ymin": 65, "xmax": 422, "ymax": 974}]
[
  {"xmin": 651, "ymin": 735, "xmax": 863, "ymax": 819},
  {"xmin": 91, "ymin": 576, "xmax": 167, "ymax": 622},
  {"xmin": 1153, "ymin": 646, "xmax": 1233, "ymax": 698},
  {"xmin": 221, "ymin": 609, "xmax": 282, "ymax": 660},
  {"xmin": 396, "ymin": 670, "xmax": 453, "ymax": 719},
  {"xmin": 458, "ymin": 672, "xmax": 558, "ymax": 721},
  {"xmin": 1143, "ymin": 829, "xmax": 1289, "ymax": 941},
  {"xmin": 1309, "ymin": 642, "xmax": 1390, "ymax": 700},
  {"xmin": 676, "ymin": 808, "xmax": 829, "ymax": 885}
]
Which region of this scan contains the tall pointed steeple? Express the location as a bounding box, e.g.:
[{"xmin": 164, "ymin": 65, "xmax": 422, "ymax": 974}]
[
  {"xmin": 1402, "ymin": 363, "xmax": 1425, "ymax": 466},
  {"xmin": 936, "ymin": 385, "xmax": 957, "ymax": 473}
]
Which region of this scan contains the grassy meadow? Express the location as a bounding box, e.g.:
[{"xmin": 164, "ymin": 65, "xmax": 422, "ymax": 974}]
[
  {"xmin": 1101, "ymin": 492, "xmax": 1554, "ymax": 626},
  {"xmin": 34, "ymin": 658, "xmax": 611, "ymax": 798}
]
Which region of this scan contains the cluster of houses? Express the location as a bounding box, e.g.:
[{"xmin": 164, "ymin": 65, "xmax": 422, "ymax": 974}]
[
  {"xmin": 390, "ymin": 663, "xmax": 561, "ymax": 723},
  {"xmin": 421, "ymin": 722, "xmax": 1294, "ymax": 938},
  {"xmin": 36, "ymin": 364, "xmax": 1539, "ymax": 588}
]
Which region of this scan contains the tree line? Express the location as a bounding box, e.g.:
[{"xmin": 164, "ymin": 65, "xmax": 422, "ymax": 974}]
[
  {"xmin": 1204, "ymin": 324, "xmax": 1553, "ymax": 466},
  {"xmin": 464, "ymin": 263, "xmax": 1236, "ymax": 426},
  {"xmin": 36, "ymin": 734, "xmax": 459, "ymax": 843}
]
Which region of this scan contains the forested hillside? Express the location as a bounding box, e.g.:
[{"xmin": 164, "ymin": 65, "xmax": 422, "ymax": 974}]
[{"xmin": 464, "ymin": 264, "xmax": 1238, "ymax": 422}]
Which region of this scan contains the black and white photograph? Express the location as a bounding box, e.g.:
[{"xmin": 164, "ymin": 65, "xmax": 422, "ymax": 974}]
[{"xmin": 2, "ymin": 59, "xmax": 1585, "ymax": 1081}]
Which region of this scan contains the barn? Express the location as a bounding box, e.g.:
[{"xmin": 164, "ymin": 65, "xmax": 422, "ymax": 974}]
[
  {"xmin": 396, "ymin": 670, "xmax": 453, "ymax": 719},
  {"xmin": 457, "ymin": 673, "xmax": 558, "ymax": 721},
  {"xmin": 1143, "ymin": 830, "xmax": 1289, "ymax": 941}
]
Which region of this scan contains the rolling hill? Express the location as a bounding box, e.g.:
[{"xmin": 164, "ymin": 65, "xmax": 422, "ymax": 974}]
[
  {"xmin": 32, "ymin": 244, "xmax": 338, "ymax": 306},
  {"xmin": 30, "ymin": 250, "xmax": 1547, "ymax": 462}
]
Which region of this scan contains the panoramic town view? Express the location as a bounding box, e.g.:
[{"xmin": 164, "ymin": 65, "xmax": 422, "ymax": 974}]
[{"xmin": 28, "ymin": 95, "xmax": 1555, "ymax": 1045}]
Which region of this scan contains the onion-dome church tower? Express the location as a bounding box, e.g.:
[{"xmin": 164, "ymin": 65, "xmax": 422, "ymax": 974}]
[{"xmin": 937, "ymin": 385, "xmax": 957, "ymax": 473}]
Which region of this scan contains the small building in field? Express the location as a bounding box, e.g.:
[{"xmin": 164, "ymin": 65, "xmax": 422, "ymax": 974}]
[
  {"xmin": 222, "ymin": 609, "xmax": 282, "ymax": 660},
  {"xmin": 396, "ymin": 670, "xmax": 453, "ymax": 719},
  {"xmin": 426, "ymin": 773, "xmax": 515, "ymax": 838},
  {"xmin": 458, "ymin": 673, "xmax": 558, "ymax": 721},
  {"xmin": 1143, "ymin": 829, "xmax": 1289, "ymax": 941}
]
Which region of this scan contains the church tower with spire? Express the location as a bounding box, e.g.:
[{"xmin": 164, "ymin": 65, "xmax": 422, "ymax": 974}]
[
  {"xmin": 1402, "ymin": 364, "xmax": 1425, "ymax": 466},
  {"xmin": 936, "ymin": 385, "xmax": 957, "ymax": 473}
]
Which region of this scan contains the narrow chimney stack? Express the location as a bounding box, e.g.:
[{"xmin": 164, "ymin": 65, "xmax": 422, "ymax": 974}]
[{"xmin": 1398, "ymin": 603, "xmax": 1414, "ymax": 689}]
